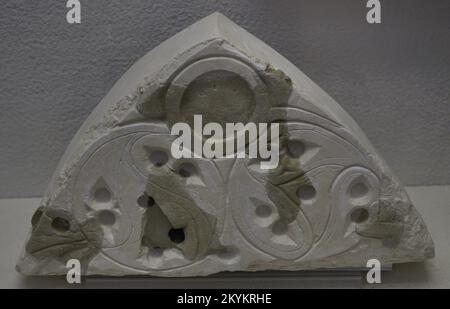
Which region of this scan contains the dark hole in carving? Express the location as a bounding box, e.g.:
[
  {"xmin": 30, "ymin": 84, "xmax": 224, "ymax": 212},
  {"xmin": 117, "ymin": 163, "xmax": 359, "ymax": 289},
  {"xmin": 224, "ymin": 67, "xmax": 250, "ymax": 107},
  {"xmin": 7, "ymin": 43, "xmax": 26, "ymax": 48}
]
[
  {"xmin": 297, "ymin": 185, "xmax": 316, "ymax": 201},
  {"xmin": 138, "ymin": 194, "xmax": 155, "ymax": 208},
  {"xmin": 51, "ymin": 217, "xmax": 70, "ymax": 232},
  {"xmin": 97, "ymin": 210, "xmax": 116, "ymax": 226},
  {"xmin": 255, "ymin": 205, "xmax": 272, "ymax": 218},
  {"xmin": 178, "ymin": 163, "xmax": 196, "ymax": 178},
  {"xmin": 287, "ymin": 140, "xmax": 305, "ymax": 158},
  {"xmin": 146, "ymin": 196, "xmax": 155, "ymax": 207},
  {"xmin": 350, "ymin": 208, "xmax": 369, "ymax": 223},
  {"xmin": 149, "ymin": 150, "xmax": 168, "ymax": 167},
  {"xmin": 169, "ymin": 228, "xmax": 185, "ymax": 243},
  {"xmin": 94, "ymin": 187, "xmax": 111, "ymax": 203}
]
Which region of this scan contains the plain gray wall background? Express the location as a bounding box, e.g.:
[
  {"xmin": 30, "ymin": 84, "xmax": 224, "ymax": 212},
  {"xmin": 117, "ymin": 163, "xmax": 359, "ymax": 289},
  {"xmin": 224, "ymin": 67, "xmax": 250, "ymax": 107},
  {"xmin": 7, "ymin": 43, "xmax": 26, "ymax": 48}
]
[{"xmin": 1, "ymin": 0, "xmax": 449, "ymax": 198}]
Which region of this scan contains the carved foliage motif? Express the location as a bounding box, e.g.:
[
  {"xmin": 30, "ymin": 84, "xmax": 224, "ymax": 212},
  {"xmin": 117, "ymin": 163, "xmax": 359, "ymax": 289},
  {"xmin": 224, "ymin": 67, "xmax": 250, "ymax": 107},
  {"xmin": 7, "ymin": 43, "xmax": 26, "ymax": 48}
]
[{"xmin": 18, "ymin": 13, "xmax": 433, "ymax": 276}]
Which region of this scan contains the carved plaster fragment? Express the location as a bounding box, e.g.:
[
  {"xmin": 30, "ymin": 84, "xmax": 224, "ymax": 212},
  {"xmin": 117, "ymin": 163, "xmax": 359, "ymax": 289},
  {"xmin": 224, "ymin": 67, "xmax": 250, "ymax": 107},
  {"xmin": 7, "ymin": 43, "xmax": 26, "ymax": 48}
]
[{"xmin": 17, "ymin": 13, "xmax": 434, "ymax": 277}]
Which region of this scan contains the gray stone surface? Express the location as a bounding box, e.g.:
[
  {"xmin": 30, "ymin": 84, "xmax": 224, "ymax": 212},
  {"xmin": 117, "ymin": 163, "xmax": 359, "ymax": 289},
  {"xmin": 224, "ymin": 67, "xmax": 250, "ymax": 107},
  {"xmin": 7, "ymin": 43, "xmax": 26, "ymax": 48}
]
[{"xmin": 1, "ymin": 1, "xmax": 450, "ymax": 198}]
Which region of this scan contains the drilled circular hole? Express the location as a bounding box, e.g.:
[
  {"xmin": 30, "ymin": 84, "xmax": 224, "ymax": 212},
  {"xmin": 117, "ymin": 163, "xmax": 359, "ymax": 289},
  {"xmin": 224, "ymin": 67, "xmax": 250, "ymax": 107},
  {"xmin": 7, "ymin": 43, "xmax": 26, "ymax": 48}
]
[
  {"xmin": 272, "ymin": 220, "xmax": 288, "ymax": 235},
  {"xmin": 350, "ymin": 208, "xmax": 369, "ymax": 223},
  {"xmin": 137, "ymin": 194, "xmax": 155, "ymax": 208},
  {"xmin": 350, "ymin": 182, "xmax": 369, "ymax": 199},
  {"xmin": 178, "ymin": 163, "xmax": 196, "ymax": 178},
  {"xmin": 51, "ymin": 217, "xmax": 70, "ymax": 232},
  {"xmin": 168, "ymin": 228, "xmax": 185, "ymax": 243},
  {"xmin": 287, "ymin": 140, "xmax": 305, "ymax": 158},
  {"xmin": 97, "ymin": 210, "xmax": 116, "ymax": 226},
  {"xmin": 255, "ymin": 205, "xmax": 272, "ymax": 218},
  {"xmin": 146, "ymin": 196, "xmax": 155, "ymax": 207},
  {"xmin": 149, "ymin": 150, "xmax": 168, "ymax": 167},
  {"xmin": 297, "ymin": 185, "xmax": 316, "ymax": 201},
  {"xmin": 94, "ymin": 187, "xmax": 111, "ymax": 203}
]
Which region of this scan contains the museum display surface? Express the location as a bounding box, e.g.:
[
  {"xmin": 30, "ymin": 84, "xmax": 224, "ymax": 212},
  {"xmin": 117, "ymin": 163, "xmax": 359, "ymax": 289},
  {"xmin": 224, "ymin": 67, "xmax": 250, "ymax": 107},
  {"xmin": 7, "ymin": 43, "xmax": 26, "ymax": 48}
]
[{"xmin": 16, "ymin": 13, "xmax": 434, "ymax": 277}]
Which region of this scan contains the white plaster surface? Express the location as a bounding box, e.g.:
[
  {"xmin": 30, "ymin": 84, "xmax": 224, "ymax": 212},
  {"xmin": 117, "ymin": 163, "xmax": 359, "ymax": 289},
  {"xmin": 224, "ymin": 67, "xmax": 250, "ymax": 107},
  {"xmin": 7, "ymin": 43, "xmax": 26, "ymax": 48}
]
[
  {"xmin": 13, "ymin": 13, "xmax": 434, "ymax": 277},
  {"xmin": 0, "ymin": 186, "xmax": 448, "ymax": 288},
  {"xmin": 1, "ymin": 1, "xmax": 450, "ymax": 199}
]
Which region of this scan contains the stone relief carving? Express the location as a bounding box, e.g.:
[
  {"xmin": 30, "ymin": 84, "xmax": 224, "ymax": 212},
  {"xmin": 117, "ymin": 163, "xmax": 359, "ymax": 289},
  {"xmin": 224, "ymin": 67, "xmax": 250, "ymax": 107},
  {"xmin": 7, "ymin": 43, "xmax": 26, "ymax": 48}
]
[{"xmin": 17, "ymin": 13, "xmax": 434, "ymax": 277}]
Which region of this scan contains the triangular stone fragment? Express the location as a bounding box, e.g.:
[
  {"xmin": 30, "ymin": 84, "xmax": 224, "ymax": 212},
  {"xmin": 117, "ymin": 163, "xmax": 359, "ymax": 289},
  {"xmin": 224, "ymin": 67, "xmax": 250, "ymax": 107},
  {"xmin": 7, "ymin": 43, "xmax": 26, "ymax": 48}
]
[{"xmin": 17, "ymin": 12, "xmax": 434, "ymax": 277}]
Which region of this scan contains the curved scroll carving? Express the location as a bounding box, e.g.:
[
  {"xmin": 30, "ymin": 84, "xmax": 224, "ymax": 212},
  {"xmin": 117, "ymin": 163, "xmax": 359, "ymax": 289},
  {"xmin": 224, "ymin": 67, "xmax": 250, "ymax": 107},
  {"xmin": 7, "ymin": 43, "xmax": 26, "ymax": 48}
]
[{"xmin": 17, "ymin": 13, "xmax": 433, "ymax": 277}]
